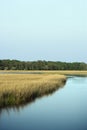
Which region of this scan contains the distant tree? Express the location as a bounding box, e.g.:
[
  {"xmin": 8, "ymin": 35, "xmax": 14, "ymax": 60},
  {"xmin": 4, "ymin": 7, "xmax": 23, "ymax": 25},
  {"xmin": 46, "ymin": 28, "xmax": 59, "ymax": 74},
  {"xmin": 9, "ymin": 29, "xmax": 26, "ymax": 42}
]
[{"xmin": 0, "ymin": 59, "xmax": 87, "ymax": 70}]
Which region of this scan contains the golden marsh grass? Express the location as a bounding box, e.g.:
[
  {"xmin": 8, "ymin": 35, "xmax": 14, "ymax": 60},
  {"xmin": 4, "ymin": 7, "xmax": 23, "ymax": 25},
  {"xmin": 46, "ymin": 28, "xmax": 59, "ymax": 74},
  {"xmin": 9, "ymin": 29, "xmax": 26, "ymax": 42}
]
[
  {"xmin": 0, "ymin": 74, "xmax": 66, "ymax": 107},
  {"xmin": 40, "ymin": 70, "xmax": 87, "ymax": 76},
  {"xmin": 1, "ymin": 70, "xmax": 87, "ymax": 107}
]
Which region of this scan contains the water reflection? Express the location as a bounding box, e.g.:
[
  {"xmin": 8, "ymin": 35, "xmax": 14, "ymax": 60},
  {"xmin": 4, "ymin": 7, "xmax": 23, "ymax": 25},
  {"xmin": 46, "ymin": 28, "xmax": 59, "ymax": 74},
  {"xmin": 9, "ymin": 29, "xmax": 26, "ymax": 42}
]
[{"xmin": 67, "ymin": 76, "xmax": 87, "ymax": 85}]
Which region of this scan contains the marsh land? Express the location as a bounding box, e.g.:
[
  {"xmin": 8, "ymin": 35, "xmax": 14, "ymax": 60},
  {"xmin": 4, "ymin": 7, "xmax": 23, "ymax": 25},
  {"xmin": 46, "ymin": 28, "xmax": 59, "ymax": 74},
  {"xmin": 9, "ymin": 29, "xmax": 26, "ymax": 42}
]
[
  {"xmin": 0, "ymin": 70, "xmax": 87, "ymax": 107},
  {"xmin": 0, "ymin": 73, "xmax": 87, "ymax": 130}
]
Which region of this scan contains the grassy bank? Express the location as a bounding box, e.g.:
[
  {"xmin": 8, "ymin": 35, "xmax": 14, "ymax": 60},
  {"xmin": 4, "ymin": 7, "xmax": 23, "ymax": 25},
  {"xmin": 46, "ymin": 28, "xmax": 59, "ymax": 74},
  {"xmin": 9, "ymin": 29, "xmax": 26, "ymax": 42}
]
[
  {"xmin": 0, "ymin": 74, "xmax": 66, "ymax": 107},
  {"xmin": 0, "ymin": 70, "xmax": 87, "ymax": 76},
  {"xmin": 41, "ymin": 70, "xmax": 87, "ymax": 76},
  {"xmin": 0, "ymin": 70, "xmax": 87, "ymax": 108}
]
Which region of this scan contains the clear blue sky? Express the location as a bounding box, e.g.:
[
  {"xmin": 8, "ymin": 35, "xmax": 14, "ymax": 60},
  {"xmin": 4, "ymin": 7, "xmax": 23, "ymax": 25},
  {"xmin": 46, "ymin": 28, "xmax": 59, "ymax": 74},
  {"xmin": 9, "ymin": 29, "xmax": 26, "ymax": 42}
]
[{"xmin": 0, "ymin": 0, "xmax": 87, "ymax": 62}]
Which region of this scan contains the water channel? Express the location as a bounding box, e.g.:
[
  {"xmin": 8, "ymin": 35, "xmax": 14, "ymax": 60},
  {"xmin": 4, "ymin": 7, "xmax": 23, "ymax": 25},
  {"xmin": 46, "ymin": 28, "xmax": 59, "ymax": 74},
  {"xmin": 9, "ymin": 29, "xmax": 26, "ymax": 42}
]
[{"xmin": 0, "ymin": 76, "xmax": 87, "ymax": 130}]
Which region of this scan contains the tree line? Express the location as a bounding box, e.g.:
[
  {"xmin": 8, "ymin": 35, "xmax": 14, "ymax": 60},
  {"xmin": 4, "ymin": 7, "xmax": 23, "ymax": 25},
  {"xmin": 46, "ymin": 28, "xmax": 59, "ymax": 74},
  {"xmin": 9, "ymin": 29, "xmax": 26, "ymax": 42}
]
[{"xmin": 0, "ymin": 59, "xmax": 87, "ymax": 70}]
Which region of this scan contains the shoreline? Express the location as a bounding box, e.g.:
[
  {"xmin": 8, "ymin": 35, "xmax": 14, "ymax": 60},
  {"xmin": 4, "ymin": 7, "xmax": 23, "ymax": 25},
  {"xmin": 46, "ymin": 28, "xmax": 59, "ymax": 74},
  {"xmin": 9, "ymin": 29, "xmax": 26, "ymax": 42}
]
[{"xmin": 0, "ymin": 70, "xmax": 87, "ymax": 108}]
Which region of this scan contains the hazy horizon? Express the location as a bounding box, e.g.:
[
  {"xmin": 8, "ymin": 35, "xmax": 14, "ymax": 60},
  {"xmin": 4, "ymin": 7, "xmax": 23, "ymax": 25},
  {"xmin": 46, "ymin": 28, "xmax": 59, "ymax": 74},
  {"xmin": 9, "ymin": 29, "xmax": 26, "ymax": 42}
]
[{"xmin": 0, "ymin": 0, "xmax": 87, "ymax": 62}]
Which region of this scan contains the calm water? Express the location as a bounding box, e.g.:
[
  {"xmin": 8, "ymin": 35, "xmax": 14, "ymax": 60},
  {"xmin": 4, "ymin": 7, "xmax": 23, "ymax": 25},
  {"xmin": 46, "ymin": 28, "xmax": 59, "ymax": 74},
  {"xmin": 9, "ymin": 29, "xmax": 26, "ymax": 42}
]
[{"xmin": 0, "ymin": 77, "xmax": 87, "ymax": 130}]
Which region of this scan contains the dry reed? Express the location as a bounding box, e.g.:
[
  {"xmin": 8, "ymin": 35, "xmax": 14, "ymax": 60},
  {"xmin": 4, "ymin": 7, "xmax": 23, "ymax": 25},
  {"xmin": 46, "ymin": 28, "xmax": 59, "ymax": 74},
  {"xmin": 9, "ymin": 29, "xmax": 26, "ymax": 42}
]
[{"xmin": 0, "ymin": 74, "xmax": 66, "ymax": 107}]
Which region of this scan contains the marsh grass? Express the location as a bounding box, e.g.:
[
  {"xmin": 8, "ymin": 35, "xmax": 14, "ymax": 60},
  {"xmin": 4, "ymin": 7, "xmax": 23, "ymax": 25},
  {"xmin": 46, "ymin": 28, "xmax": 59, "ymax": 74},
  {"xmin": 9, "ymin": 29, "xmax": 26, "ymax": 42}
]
[
  {"xmin": 40, "ymin": 70, "xmax": 87, "ymax": 76},
  {"xmin": 0, "ymin": 74, "xmax": 66, "ymax": 107}
]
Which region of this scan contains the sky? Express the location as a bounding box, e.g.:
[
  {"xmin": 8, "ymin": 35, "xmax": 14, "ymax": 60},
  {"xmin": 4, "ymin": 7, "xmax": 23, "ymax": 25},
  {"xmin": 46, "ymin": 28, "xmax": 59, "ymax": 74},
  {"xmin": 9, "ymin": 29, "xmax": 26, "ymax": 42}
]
[{"xmin": 0, "ymin": 0, "xmax": 87, "ymax": 62}]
